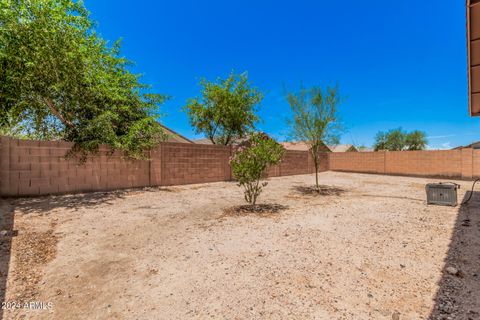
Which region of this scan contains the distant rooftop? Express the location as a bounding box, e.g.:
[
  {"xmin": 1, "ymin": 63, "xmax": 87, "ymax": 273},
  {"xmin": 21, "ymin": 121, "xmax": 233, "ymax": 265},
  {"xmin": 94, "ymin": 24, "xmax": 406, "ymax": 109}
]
[
  {"xmin": 193, "ymin": 133, "xmax": 272, "ymax": 146},
  {"xmin": 280, "ymin": 141, "xmax": 331, "ymax": 152},
  {"xmin": 160, "ymin": 124, "xmax": 193, "ymax": 144},
  {"xmin": 327, "ymin": 144, "xmax": 358, "ymax": 152},
  {"xmin": 452, "ymin": 141, "xmax": 480, "ymax": 150},
  {"xmin": 193, "ymin": 138, "xmax": 213, "ymax": 145},
  {"xmin": 358, "ymin": 147, "xmax": 374, "ymax": 152}
]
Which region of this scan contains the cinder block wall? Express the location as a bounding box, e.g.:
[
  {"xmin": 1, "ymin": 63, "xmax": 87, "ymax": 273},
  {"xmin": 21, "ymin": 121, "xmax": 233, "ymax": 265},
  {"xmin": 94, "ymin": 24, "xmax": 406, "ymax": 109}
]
[
  {"xmin": 0, "ymin": 136, "xmax": 324, "ymax": 197},
  {"xmin": 158, "ymin": 143, "xmax": 232, "ymax": 186},
  {"xmin": 329, "ymin": 151, "xmax": 385, "ymax": 174},
  {"xmin": 385, "ymin": 150, "xmax": 462, "ymax": 177},
  {"xmin": 0, "ymin": 137, "xmax": 150, "ymax": 196},
  {"xmin": 328, "ymin": 149, "xmax": 478, "ymax": 180},
  {"xmin": 3, "ymin": 135, "xmax": 478, "ymax": 197},
  {"xmin": 472, "ymin": 150, "xmax": 480, "ymax": 178},
  {"xmin": 280, "ymin": 151, "xmax": 311, "ymax": 176}
]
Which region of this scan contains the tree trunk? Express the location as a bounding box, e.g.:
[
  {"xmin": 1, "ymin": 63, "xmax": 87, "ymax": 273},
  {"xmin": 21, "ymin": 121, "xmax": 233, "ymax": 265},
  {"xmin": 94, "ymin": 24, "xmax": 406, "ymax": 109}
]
[
  {"xmin": 252, "ymin": 179, "xmax": 260, "ymax": 205},
  {"xmin": 224, "ymin": 135, "xmax": 231, "ymax": 146},
  {"xmin": 44, "ymin": 98, "xmax": 74, "ymax": 129},
  {"xmin": 311, "ymin": 148, "xmax": 320, "ymax": 192}
]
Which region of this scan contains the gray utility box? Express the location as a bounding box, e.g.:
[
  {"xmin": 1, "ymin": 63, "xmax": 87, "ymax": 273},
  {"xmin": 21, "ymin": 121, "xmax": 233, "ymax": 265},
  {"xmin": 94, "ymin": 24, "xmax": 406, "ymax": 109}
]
[{"xmin": 425, "ymin": 183, "xmax": 459, "ymax": 206}]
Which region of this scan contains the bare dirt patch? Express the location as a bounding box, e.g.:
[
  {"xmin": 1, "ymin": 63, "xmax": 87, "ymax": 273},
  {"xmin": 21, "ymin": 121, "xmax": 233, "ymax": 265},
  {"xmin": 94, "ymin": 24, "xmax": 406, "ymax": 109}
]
[
  {"xmin": 13, "ymin": 227, "xmax": 57, "ymax": 300},
  {"xmin": 3, "ymin": 172, "xmax": 478, "ymax": 319}
]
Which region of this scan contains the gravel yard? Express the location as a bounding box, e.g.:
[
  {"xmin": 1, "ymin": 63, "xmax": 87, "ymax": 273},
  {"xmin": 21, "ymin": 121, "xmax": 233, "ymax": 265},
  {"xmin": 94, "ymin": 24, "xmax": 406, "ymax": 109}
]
[{"xmin": 1, "ymin": 171, "xmax": 479, "ymax": 319}]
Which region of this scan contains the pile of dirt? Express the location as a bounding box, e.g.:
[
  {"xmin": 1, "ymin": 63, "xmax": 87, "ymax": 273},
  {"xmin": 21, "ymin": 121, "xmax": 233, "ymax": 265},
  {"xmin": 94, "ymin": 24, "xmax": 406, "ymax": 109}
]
[{"xmin": 222, "ymin": 203, "xmax": 289, "ymax": 217}]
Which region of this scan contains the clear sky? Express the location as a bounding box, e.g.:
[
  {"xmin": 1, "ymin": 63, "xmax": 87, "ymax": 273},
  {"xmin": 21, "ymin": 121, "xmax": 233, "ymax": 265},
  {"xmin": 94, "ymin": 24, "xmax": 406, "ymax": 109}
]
[{"xmin": 85, "ymin": 0, "xmax": 477, "ymax": 149}]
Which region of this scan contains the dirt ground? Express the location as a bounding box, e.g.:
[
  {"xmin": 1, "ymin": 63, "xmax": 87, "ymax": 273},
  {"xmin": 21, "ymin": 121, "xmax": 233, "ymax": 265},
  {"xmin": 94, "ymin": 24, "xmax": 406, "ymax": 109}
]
[{"xmin": 1, "ymin": 171, "xmax": 479, "ymax": 320}]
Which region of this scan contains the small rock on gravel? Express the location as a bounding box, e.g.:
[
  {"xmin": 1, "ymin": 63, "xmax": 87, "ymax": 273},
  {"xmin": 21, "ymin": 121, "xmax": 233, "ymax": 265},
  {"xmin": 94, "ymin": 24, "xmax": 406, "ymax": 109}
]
[{"xmin": 446, "ymin": 267, "xmax": 459, "ymax": 276}]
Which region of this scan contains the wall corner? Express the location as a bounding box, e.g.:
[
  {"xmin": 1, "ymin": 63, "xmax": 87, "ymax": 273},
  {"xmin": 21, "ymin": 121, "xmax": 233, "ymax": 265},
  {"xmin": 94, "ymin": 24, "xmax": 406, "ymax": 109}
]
[
  {"xmin": 0, "ymin": 136, "xmax": 11, "ymax": 196},
  {"xmin": 461, "ymin": 148, "xmax": 474, "ymax": 180}
]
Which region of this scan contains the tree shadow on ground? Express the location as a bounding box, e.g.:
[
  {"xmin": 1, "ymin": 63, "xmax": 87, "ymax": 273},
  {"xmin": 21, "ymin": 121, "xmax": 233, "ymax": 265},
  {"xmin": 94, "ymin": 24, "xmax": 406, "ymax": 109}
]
[
  {"xmin": 429, "ymin": 191, "xmax": 480, "ymax": 320},
  {"xmin": 292, "ymin": 185, "xmax": 346, "ymax": 196},
  {"xmin": 8, "ymin": 186, "xmax": 177, "ymax": 215},
  {"xmin": 0, "ymin": 201, "xmax": 15, "ymax": 320},
  {"xmin": 9, "ymin": 190, "xmax": 131, "ymax": 215}
]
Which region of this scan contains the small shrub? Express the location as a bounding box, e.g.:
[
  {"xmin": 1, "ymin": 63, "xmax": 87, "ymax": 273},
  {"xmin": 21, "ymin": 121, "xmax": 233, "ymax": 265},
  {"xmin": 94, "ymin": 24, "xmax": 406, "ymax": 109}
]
[{"xmin": 230, "ymin": 133, "xmax": 285, "ymax": 205}]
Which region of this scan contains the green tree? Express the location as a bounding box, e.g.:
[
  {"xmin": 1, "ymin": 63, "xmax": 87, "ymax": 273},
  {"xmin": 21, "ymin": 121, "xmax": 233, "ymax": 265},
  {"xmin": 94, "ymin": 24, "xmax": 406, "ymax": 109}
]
[
  {"xmin": 385, "ymin": 128, "xmax": 406, "ymax": 151},
  {"xmin": 0, "ymin": 0, "xmax": 167, "ymax": 159},
  {"xmin": 286, "ymin": 85, "xmax": 343, "ymax": 191},
  {"xmin": 373, "ymin": 128, "xmax": 427, "ymax": 151},
  {"xmin": 405, "ymin": 130, "xmax": 427, "ymax": 150},
  {"xmin": 373, "ymin": 131, "xmax": 388, "ymax": 151},
  {"xmin": 230, "ymin": 133, "xmax": 285, "ymax": 205},
  {"xmin": 184, "ymin": 72, "xmax": 263, "ymax": 145}
]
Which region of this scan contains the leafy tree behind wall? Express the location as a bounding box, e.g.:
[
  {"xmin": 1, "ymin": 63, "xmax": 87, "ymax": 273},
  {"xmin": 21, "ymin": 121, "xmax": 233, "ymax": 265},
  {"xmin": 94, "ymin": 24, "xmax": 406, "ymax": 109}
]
[
  {"xmin": 373, "ymin": 128, "xmax": 427, "ymax": 151},
  {"xmin": 0, "ymin": 0, "xmax": 167, "ymax": 159},
  {"xmin": 286, "ymin": 85, "xmax": 343, "ymax": 191},
  {"xmin": 184, "ymin": 72, "xmax": 263, "ymax": 145},
  {"xmin": 405, "ymin": 130, "xmax": 428, "ymax": 150}
]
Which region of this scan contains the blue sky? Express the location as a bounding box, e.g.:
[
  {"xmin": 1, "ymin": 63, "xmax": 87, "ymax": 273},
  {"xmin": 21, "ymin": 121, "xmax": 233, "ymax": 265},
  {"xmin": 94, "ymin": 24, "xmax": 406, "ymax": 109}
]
[{"xmin": 85, "ymin": 0, "xmax": 476, "ymax": 149}]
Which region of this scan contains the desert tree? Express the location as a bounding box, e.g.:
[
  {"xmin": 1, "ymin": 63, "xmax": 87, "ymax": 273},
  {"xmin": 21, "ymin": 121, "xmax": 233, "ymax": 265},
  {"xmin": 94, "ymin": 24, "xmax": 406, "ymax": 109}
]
[
  {"xmin": 0, "ymin": 0, "xmax": 168, "ymax": 159},
  {"xmin": 383, "ymin": 128, "xmax": 405, "ymax": 151},
  {"xmin": 286, "ymin": 85, "xmax": 343, "ymax": 191},
  {"xmin": 230, "ymin": 133, "xmax": 285, "ymax": 205},
  {"xmin": 405, "ymin": 130, "xmax": 427, "ymax": 150},
  {"xmin": 184, "ymin": 72, "xmax": 263, "ymax": 145},
  {"xmin": 373, "ymin": 128, "xmax": 427, "ymax": 151},
  {"xmin": 373, "ymin": 131, "xmax": 388, "ymax": 151}
]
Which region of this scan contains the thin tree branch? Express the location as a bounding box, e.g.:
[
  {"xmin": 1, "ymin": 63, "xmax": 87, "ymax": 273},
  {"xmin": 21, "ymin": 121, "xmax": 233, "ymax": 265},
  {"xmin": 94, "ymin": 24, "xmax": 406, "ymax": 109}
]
[{"xmin": 44, "ymin": 97, "xmax": 74, "ymax": 129}]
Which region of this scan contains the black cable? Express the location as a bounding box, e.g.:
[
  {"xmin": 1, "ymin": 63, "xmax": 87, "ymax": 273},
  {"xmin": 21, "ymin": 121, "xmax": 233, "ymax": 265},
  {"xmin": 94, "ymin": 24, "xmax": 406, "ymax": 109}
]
[{"xmin": 461, "ymin": 178, "xmax": 480, "ymax": 205}]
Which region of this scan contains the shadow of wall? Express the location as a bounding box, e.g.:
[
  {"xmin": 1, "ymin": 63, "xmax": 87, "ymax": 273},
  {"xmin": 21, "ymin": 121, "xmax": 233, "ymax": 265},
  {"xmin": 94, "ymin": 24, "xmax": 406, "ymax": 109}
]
[
  {"xmin": 0, "ymin": 201, "xmax": 15, "ymax": 320},
  {"xmin": 429, "ymin": 191, "xmax": 480, "ymax": 319}
]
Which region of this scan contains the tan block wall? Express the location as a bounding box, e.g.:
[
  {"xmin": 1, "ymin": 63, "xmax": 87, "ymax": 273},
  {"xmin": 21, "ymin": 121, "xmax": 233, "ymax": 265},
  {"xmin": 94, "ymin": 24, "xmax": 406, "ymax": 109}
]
[
  {"xmin": 265, "ymin": 151, "xmax": 328, "ymax": 177},
  {"xmin": 463, "ymin": 148, "xmax": 474, "ymax": 179},
  {"xmin": 0, "ymin": 137, "xmax": 325, "ymax": 197},
  {"xmin": 159, "ymin": 143, "xmax": 231, "ymax": 186},
  {"xmin": 329, "ymin": 151, "xmax": 385, "ymax": 174},
  {"xmin": 328, "ymin": 149, "xmax": 478, "ymax": 180},
  {"xmin": 385, "ymin": 150, "xmax": 462, "ymax": 177},
  {"xmin": 5, "ymin": 135, "xmax": 480, "ymax": 197},
  {"xmin": 316, "ymin": 152, "xmax": 329, "ymax": 172},
  {"xmin": 3, "ymin": 138, "xmax": 150, "ymax": 196},
  {"xmin": 279, "ymin": 151, "xmax": 311, "ymax": 176},
  {"xmin": 0, "ymin": 137, "xmax": 5, "ymax": 195}
]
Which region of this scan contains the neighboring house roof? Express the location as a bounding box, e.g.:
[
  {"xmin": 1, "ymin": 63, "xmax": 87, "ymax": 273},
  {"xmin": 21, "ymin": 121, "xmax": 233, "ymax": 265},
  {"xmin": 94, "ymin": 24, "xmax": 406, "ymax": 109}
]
[
  {"xmin": 280, "ymin": 141, "xmax": 331, "ymax": 152},
  {"xmin": 160, "ymin": 124, "xmax": 193, "ymax": 143},
  {"xmin": 193, "ymin": 138, "xmax": 214, "ymax": 145},
  {"xmin": 358, "ymin": 147, "xmax": 374, "ymax": 152},
  {"xmin": 327, "ymin": 144, "xmax": 358, "ymax": 152},
  {"xmin": 193, "ymin": 133, "xmax": 269, "ymax": 146},
  {"xmin": 452, "ymin": 141, "xmax": 480, "ymax": 150}
]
